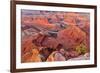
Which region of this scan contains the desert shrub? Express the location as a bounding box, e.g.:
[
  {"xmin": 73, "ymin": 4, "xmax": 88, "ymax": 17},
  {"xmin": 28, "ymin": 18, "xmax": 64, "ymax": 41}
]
[{"xmin": 75, "ymin": 43, "xmax": 87, "ymax": 55}]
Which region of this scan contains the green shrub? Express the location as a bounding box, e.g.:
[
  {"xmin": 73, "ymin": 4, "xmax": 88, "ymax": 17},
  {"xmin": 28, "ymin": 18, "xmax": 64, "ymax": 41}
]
[{"xmin": 75, "ymin": 44, "xmax": 87, "ymax": 55}]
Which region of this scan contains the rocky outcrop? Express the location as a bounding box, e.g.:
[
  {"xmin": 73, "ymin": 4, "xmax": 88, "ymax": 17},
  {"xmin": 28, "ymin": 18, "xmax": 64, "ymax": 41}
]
[
  {"xmin": 21, "ymin": 10, "xmax": 90, "ymax": 63},
  {"xmin": 58, "ymin": 26, "xmax": 86, "ymax": 49}
]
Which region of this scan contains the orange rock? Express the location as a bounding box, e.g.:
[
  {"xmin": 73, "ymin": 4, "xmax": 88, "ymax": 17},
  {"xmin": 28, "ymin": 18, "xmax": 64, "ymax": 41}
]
[
  {"xmin": 30, "ymin": 49, "xmax": 41, "ymax": 62},
  {"xmin": 21, "ymin": 36, "xmax": 34, "ymax": 55},
  {"xmin": 22, "ymin": 16, "xmax": 56, "ymax": 30},
  {"xmin": 22, "ymin": 49, "xmax": 41, "ymax": 63},
  {"xmin": 58, "ymin": 25, "xmax": 86, "ymax": 49}
]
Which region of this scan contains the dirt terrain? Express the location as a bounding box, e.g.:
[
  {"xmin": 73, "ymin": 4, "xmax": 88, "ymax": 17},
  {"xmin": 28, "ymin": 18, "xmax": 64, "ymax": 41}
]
[{"xmin": 21, "ymin": 10, "xmax": 90, "ymax": 63}]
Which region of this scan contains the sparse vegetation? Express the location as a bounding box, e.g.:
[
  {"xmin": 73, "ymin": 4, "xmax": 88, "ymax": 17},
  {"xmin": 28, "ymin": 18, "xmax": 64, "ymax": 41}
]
[
  {"xmin": 21, "ymin": 10, "xmax": 90, "ymax": 62},
  {"xmin": 75, "ymin": 43, "xmax": 87, "ymax": 55}
]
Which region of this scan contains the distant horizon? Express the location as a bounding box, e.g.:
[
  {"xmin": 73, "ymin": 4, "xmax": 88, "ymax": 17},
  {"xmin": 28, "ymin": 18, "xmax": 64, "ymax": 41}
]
[{"xmin": 21, "ymin": 9, "xmax": 90, "ymax": 20}]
